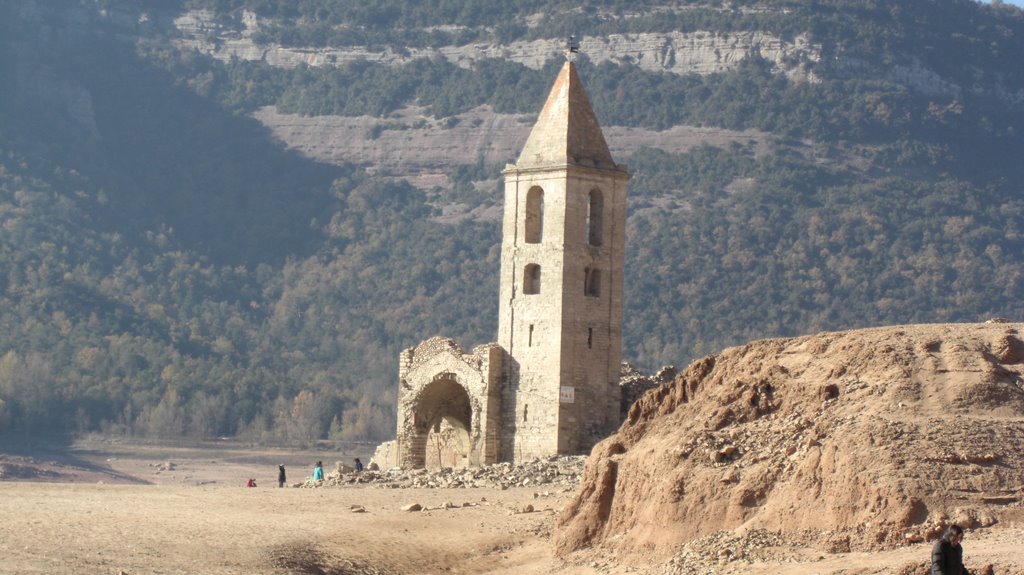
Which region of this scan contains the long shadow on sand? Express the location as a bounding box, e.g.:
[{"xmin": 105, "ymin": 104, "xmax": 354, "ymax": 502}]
[{"xmin": 0, "ymin": 438, "xmax": 152, "ymax": 485}]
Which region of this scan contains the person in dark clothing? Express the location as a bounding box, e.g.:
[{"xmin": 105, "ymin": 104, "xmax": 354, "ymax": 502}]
[
  {"xmin": 278, "ymin": 464, "xmax": 286, "ymax": 488},
  {"xmin": 931, "ymin": 524, "xmax": 966, "ymax": 575},
  {"xmin": 354, "ymin": 458, "xmax": 363, "ymax": 472}
]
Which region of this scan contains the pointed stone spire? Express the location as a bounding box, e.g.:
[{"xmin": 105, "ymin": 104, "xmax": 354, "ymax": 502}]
[{"xmin": 515, "ymin": 61, "xmax": 619, "ymax": 171}]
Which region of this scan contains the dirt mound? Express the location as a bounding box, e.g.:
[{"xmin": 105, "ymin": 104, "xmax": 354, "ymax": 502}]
[
  {"xmin": 267, "ymin": 542, "xmax": 391, "ymax": 575},
  {"xmin": 555, "ymin": 323, "xmax": 1024, "ymax": 558}
]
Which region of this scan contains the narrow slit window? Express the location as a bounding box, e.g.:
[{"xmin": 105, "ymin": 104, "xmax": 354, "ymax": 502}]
[
  {"xmin": 587, "ymin": 189, "xmax": 604, "ymax": 246},
  {"xmin": 525, "ymin": 187, "xmax": 544, "ymax": 244},
  {"xmin": 588, "ymin": 327, "xmax": 593, "ymax": 349},
  {"xmin": 528, "ymin": 324, "xmax": 534, "ymax": 347}
]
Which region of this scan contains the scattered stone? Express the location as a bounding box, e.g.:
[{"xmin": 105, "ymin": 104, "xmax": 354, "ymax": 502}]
[
  {"xmin": 401, "ymin": 503, "xmax": 422, "ymax": 512},
  {"xmin": 664, "ymin": 529, "xmax": 792, "ymax": 575},
  {"xmin": 296, "ymin": 455, "xmax": 585, "ymax": 490},
  {"xmin": 619, "ymin": 363, "xmax": 677, "ymax": 418}
]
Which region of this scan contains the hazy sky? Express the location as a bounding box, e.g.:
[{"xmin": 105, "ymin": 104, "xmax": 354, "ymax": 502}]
[{"xmin": 983, "ymin": 0, "xmax": 1024, "ymax": 6}]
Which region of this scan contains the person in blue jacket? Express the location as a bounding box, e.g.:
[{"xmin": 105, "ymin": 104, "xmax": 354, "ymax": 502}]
[{"xmin": 312, "ymin": 461, "xmax": 324, "ymax": 481}]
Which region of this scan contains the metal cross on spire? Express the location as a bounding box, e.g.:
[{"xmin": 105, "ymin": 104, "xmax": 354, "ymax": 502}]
[{"xmin": 566, "ymin": 34, "xmax": 580, "ymax": 62}]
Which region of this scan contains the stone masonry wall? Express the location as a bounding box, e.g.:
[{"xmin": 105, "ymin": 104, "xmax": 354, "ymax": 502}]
[{"xmin": 396, "ymin": 337, "xmax": 503, "ymax": 467}]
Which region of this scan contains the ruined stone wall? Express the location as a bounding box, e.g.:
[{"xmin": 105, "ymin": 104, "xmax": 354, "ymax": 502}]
[{"xmin": 395, "ymin": 337, "xmax": 503, "ymax": 468}]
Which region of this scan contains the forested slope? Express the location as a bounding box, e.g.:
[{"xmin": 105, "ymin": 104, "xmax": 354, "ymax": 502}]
[{"xmin": 1, "ymin": 0, "xmax": 1022, "ymax": 443}]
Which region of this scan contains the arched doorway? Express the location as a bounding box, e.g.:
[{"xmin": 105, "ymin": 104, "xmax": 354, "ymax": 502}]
[{"xmin": 408, "ymin": 377, "xmax": 474, "ymax": 469}]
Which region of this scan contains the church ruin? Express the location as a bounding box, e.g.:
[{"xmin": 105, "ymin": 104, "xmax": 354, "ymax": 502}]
[{"xmin": 381, "ymin": 59, "xmax": 630, "ymax": 468}]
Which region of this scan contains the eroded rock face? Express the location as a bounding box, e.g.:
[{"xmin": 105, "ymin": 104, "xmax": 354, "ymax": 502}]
[
  {"xmin": 172, "ymin": 10, "xmax": 821, "ymax": 79},
  {"xmin": 251, "ymin": 105, "xmax": 772, "ymax": 194},
  {"xmin": 555, "ymin": 323, "xmax": 1024, "ymax": 558}
]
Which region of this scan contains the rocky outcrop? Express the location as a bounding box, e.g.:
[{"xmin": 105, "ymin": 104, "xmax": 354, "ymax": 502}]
[
  {"xmin": 172, "ymin": 9, "xmax": 820, "ymax": 79},
  {"xmin": 171, "ymin": 8, "xmax": 1024, "ymax": 108},
  {"xmin": 555, "ymin": 323, "xmax": 1024, "ymax": 560},
  {"xmin": 252, "ymin": 105, "xmax": 771, "ymax": 194}
]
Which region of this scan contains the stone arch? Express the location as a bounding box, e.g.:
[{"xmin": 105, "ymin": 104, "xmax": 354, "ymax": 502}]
[{"xmin": 405, "ymin": 375, "xmax": 475, "ymax": 469}]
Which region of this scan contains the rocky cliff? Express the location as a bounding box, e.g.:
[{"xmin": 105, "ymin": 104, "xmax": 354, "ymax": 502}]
[
  {"xmin": 172, "ymin": 7, "xmax": 1023, "ymax": 105},
  {"xmin": 169, "ymin": 7, "xmax": 803, "ymax": 188},
  {"xmin": 168, "ymin": 5, "xmax": 1020, "ymax": 193},
  {"xmin": 172, "ymin": 9, "xmax": 820, "ymax": 79}
]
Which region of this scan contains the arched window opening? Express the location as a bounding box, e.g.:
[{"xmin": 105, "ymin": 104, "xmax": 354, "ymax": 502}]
[
  {"xmin": 585, "ymin": 267, "xmax": 601, "ymax": 297},
  {"xmin": 524, "ymin": 264, "xmax": 541, "ymax": 294},
  {"xmin": 587, "ymin": 189, "xmax": 604, "ymax": 246},
  {"xmin": 525, "ymin": 187, "xmax": 544, "ymax": 244}
]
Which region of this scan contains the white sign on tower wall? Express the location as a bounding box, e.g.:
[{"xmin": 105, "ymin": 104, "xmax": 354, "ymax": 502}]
[{"xmin": 559, "ymin": 386, "xmax": 575, "ymax": 404}]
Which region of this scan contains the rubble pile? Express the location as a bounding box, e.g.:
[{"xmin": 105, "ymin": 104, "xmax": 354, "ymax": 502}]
[
  {"xmin": 298, "ymin": 455, "xmax": 586, "ymax": 490},
  {"xmin": 665, "ymin": 529, "xmax": 797, "ymax": 575},
  {"xmin": 619, "ymin": 362, "xmax": 676, "ymax": 419}
]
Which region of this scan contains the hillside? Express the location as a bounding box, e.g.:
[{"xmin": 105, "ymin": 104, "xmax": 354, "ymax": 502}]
[
  {"xmin": 556, "ymin": 322, "xmax": 1024, "ymax": 572},
  {"xmin": 1, "ymin": 0, "xmax": 1024, "ymax": 443}
]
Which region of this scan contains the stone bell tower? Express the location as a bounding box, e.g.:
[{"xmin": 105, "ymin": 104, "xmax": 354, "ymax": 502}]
[
  {"xmin": 498, "ymin": 59, "xmax": 630, "ymax": 461},
  {"xmin": 380, "ymin": 57, "xmax": 629, "ymax": 470}
]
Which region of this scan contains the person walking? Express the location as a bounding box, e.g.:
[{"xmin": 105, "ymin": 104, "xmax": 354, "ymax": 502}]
[
  {"xmin": 312, "ymin": 461, "xmax": 324, "ymax": 481},
  {"xmin": 931, "ymin": 524, "xmax": 967, "ymax": 575},
  {"xmin": 278, "ymin": 464, "xmax": 286, "ymax": 488}
]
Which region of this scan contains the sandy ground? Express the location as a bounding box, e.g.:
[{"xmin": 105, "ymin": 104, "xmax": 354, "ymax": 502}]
[
  {"xmin": 0, "ymin": 481, "xmax": 572, "ymax": 574},
  {"xmin": 0, "ymin": 440, "xmax": 599, "ymax": 575},
  {"xmin": 1, "ymin": 440, "xmax": 1022, "ymax": 575}
]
